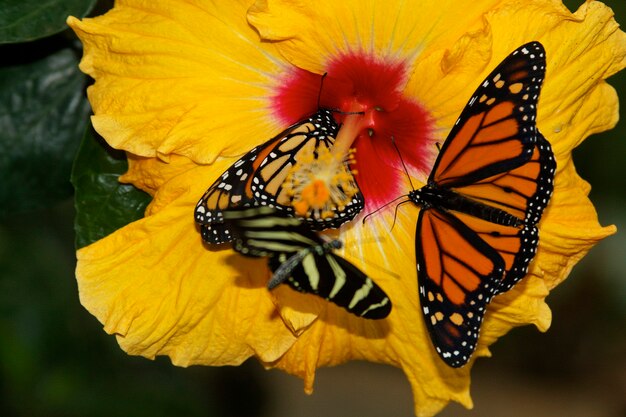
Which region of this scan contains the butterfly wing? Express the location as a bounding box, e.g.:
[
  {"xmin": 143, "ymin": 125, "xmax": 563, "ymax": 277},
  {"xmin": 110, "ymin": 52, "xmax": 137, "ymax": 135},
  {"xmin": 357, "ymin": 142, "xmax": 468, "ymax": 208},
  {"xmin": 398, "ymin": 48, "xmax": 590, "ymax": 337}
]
[
  {"xmin": 251, "ymin": 109, "xmax": 364, "ymax": 229},
  {"xmin": 196, "ymin": 110, "xmax": 363, "ymax": 244},
  {"xmin": 432, "ymin": 42, "xmax": 546, "ymax": 188},
  {"xmin": 450, "ymin": 133, "xmax": 555, "ymax": 293},
  {"xmin": 429, "ymin": 42, "xmax": 554, "ymax": 293},
  {"xmin": 222, "ymin": 206, "xmax": 321, "ymax": 257},
  {"xmin": 416, "ymin": 207, "xmax": 504, "ymax": 367},
  {"xmin": 268, "ymin": 251, "xmax": 391, "ymax": 319},
  {"xmin": 194, "ymin": 142, "xmax": 271, "ymax": 244}
]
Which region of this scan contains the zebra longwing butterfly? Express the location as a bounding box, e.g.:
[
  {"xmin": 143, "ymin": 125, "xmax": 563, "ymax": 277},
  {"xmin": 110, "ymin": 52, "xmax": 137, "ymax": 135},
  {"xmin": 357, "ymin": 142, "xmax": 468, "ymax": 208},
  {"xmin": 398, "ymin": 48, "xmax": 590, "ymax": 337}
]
[{"xmin": 222, "ymin": 206, "xmax": 391, "ymax": 320}]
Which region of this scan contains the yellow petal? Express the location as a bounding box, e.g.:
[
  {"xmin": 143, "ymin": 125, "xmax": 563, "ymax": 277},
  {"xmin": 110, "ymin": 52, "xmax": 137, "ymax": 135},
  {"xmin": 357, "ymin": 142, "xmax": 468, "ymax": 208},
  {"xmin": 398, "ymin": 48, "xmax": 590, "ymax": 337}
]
[
  {"xmin": 248, "ymin": 0, "xmax": 508, "ymax": 73},
  {"xmin": 536, "ymin": 157, "xmax": 616, "ymax": 290},
  {"xmin": 120, "ymin": 154, "xmax": 198, "ymax": 196},
  {"xmin": 68, "ymin": 0, "xmax": 287, "ymax": 163},
  {"xmin": 77, "ymin": 165, "xmax": 299, "ymax": 365},
  {"xmin": 482, "ymin": 155, "xmax": 615, "ymax": 346},
  {"xmin": 407, "ymin": 22, "xmax": 495, "ymax": 145},
  {"xmin": 408, "ymin": 0, "xmax": 626, "ymax": 149}
]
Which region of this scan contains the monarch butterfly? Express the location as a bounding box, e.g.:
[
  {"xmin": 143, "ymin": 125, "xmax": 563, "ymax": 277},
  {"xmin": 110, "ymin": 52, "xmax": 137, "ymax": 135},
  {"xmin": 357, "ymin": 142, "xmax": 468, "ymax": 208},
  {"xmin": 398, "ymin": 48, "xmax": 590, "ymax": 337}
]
[
  {"xmin": 222, "ymin": 206, "xmax": 392, "ymax": 320},
  {"xmin": 195, "ymin": 109, "xmax": 364, "ymax": 244},
  {"xmin": 402, "ymin": 42, "xmax": 555, "ymax": 367}
]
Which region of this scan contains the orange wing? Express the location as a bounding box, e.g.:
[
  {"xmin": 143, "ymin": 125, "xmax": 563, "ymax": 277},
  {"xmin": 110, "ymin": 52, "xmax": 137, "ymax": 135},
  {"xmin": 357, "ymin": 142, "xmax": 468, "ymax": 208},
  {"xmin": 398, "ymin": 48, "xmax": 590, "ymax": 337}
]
[
  {"xmin": 194, "ymin": 134, "xmax": 284, "ymax": 244},
  {"xmin": 416, "ymin": 207, "xmax": 504, "ymax": 367},
  {"xmin": 450, "ymin": 133, "xmax": 555, "ymax": 292},
  {"xmin": 451, "ymin": 133, "xmax": 555, "ymax": 222},
  {"xmin": 432, "ymin": 42, "xmax": 546, "ymax": 188},
  {"xmin": 428, "ymin": 42, "xmax": 554, "ymax": 294}
]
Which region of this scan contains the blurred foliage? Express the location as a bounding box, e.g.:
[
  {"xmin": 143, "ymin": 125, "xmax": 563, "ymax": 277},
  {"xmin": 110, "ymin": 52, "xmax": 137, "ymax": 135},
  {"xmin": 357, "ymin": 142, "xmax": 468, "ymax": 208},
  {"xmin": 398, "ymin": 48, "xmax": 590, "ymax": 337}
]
[
  {"xmin": 0, "ymin": 0, "xmax": 624, "ymax": 416},
  {"xmin": 0, "ymin": 0, "xmax": 95, "ymax": 43},
  {"xmin": 0, "ymin": 41, "xmax": 91, "ymax": 215},
  {"xmin": 0, "ymin": 201, "xmax": 267, "ymax": 417}
]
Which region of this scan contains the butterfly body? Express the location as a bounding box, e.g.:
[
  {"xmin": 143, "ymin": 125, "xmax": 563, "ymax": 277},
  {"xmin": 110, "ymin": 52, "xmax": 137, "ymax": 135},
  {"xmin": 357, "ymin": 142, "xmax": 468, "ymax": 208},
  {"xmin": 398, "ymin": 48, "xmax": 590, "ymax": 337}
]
[
  {"xmin": 409, "ymin": 186, "xmax": 523, "ymax": 227},
  {"xmin": 403, "ymin": 42, "xmax": 555, "ymax": 367},
  {"xmin": 223, "ymin": 206, "xmax": 391, "ymax": 319},
  {"xmin": 268, "ymin": 239, "xmax": 343, "ymax": 289}
]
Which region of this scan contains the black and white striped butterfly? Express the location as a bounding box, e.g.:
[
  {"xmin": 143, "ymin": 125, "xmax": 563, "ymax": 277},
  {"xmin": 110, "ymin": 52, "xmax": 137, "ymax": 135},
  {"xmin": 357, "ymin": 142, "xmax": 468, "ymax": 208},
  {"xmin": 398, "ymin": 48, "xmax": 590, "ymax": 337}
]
[
  {"xmin": 222, "ymin": 206, "xmax": 391, "ymax": 319},
  {"xmin": 195, "ymin": 109, "xmax": 364, "ymax": 244}
]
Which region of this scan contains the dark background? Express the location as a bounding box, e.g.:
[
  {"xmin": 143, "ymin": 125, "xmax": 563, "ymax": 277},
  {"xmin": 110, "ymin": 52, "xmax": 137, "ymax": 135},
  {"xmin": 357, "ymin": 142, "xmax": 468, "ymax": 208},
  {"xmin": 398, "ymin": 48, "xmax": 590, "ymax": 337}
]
[{"xmin": 0, "ymin": 1, "xmax": 624, "ymax": 416}]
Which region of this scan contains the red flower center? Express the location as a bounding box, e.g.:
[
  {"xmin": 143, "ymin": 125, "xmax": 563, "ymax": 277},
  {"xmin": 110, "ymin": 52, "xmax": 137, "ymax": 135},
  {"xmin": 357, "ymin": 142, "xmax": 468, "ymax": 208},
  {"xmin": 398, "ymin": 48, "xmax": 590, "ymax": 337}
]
[{"xmin": 272, "ymin": 52, "xmax": 434, "ymax": 208}]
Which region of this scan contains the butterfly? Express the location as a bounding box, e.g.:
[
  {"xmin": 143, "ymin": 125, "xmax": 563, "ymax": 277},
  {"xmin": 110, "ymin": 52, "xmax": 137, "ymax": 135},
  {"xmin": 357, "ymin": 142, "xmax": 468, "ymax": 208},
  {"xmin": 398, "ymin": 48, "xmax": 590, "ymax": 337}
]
[
  {"xmin": 195, "ymin": 109, "xmax": 364, "ymax": 244},
  {"xmin": 400, "ymin": 42, "xmax": 555, "ymax": 367},
  {"xmin": 222, "ymin": 206, "xmax": 392, "ymax": 320}
]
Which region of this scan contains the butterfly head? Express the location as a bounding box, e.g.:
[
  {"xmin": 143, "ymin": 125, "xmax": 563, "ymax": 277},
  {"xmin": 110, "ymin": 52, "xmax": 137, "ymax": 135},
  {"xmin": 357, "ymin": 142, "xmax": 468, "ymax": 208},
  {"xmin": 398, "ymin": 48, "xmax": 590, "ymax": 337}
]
[
  {"xmin": 323, "ymin": 239, "xmax": 343, "ymax": 252},
  {"xmin": 408, "ymin": 182, "xmax": 449, "ymax": 211},
  {"xmin": 408, "ymin": 188, "xmax": 426, "ymax": 207}
]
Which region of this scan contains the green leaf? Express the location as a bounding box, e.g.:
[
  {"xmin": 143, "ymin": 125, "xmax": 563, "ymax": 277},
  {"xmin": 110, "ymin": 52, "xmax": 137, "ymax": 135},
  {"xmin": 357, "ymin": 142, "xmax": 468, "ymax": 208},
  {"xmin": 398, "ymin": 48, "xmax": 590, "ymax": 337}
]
[
  {"xmin": 0, "ymin": 45, "xmax": 91, "ymax": 215},
  {"xmin": 0, "ymin": 0, "xmax": 96, "ymax": 43},
  {"xmin": 72, "ymin": 126, "xmax": 152, "ymax": 249}
]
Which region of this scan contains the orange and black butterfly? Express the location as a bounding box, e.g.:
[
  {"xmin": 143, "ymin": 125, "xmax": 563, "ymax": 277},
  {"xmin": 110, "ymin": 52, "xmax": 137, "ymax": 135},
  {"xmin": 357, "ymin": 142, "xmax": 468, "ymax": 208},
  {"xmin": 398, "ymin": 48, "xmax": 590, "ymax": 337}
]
[
  {"xmin": 195, "ymin": 109, "xmax": 364, "ymax": 244},
  {"xmin": 404, "ymin": 42, "xmax": 555, "ymax": 367}
]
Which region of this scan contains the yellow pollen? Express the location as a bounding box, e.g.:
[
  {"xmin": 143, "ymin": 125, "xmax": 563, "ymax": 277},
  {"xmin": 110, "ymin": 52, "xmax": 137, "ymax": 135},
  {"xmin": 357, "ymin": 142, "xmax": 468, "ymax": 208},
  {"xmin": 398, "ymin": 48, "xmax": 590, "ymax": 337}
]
[
  {"xmin": 301, "ymin": 180, "xmax": 330, "ymax": 208},
  {"xmin": 293, "ymin": 200, "xmax": 309, "ymax": 216},
  {"xmin": 282, "ymin": 145, "xmax": 360, "ymax": 221}
]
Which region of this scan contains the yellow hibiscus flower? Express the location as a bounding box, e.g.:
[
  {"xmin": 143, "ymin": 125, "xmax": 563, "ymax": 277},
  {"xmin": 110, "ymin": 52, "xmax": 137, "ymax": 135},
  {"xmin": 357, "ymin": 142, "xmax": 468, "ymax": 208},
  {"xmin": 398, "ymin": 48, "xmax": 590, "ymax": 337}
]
[{"xmin": 68, "ymin": 1, "xmax": 625, "ymax": 415}]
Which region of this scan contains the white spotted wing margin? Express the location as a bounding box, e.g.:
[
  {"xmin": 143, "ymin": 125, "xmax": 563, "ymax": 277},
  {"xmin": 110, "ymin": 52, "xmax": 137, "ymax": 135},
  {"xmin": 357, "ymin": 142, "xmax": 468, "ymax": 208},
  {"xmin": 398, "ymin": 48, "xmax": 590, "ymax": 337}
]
[
  {"xmin": 194, "ymin": 143, "xmax": 267, "ymax": 244},
  {"xmin": 222, "ymin": 206, "xmax": 392, "ymax": 320}
]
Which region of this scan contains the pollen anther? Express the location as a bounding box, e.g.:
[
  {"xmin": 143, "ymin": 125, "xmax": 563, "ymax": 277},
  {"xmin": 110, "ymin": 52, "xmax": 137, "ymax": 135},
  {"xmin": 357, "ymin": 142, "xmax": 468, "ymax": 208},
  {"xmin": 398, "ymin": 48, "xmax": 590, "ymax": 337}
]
[{"xmin": 282, "ymin": 146, "xmax": 360, "ymax": 221}]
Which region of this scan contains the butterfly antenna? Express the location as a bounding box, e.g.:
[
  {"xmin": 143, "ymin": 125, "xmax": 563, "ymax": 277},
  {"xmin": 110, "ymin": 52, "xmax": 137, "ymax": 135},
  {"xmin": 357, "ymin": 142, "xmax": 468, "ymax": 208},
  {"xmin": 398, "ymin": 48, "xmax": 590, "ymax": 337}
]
[
  {"xmin": 362, "ymin": 195, "xmax": 409, "ymax": 225},
  {"xmin": 389, "ymin": 199, "xmax": 412, "ymax": 232},
  {"xmin": 337, "ymin": 110, "xmax": 365, "ymax": 115},
  {"xmin": 317, "ymin": 73, "xmax": 363, "ymax": 115},
  {"xmin": 330, "ymin": 108, "xmax": 365, "ymax": 116},
  {"xmin": 391, "ymin": 136, "xmax": 415, "ymax": 191},
  {"xmin": 317, "ymin": 73, "xmax": 328, "ymax": 109}
]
